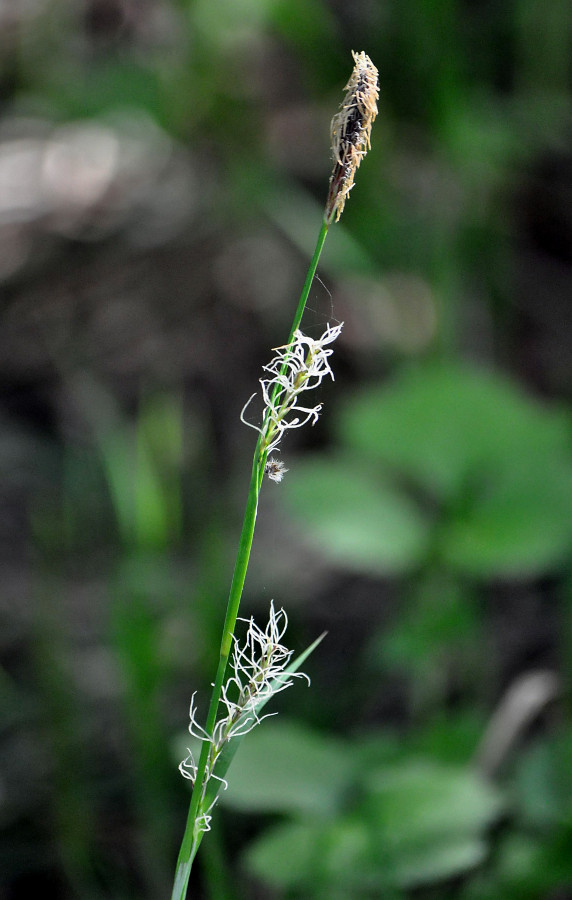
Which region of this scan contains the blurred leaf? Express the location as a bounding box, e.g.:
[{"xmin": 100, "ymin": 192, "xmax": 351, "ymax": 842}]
[
  {"xmin": 339, "ymin": 361, "xmax": 572, "ymax": 501},
  {"xmin": 512, "ymin": 735, "xmax": 572, "ymax": 828},
  {"xmin": 364, "ymin": 760, "xmax": 504, "ymax": 887},
  {"xmin": 440, "ymin": 461, "xmax": 572, "ymax": 576},
  {"xmin": 244, "ymin": 755, "xmax": 504, "ymax": 893},
  {"xmin": 393, "ymin": 836, "xmax": 489, "ymax": 888},
  {"xmin": 221, "ymin": 718, "xmax": 350, "ymax": 816},
  {"xmin": 243, "ymin": 816, "xmax": 399, "ymax": 896},
  {"xmin": 337, "ymin": 362, "xmax": 572, "ymax": 577},
  {"xmin": 380, "ymin": 574, "xmax": 479, "ymax": 674},
  {"xmin": 367, "ymin": 759, "xmax": 504, "ymax": 841},
  {"xmin": 282, "ymin": 455, "xmax": 431, "ymax": 575},
  {"xmin": 243, "ymin": 820, "xmax": 320, "ymax": 890}
]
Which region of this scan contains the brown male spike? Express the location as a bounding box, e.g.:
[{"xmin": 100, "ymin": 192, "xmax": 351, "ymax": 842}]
[{"xmin": 324, "ymin": 51, "xmax": 379, "ymax": 225}]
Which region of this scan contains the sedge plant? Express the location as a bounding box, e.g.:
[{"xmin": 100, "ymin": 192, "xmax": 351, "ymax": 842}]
[{"xmin": 171, "ymin": 51, "xmax": 379, "ymax": 900}]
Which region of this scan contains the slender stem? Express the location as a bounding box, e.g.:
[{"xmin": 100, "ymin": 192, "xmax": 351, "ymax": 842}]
[
  {"xmin": 288, "ymin": 220, "xmax": 329, "ymax": 343},
  {"xmin": 171, "ymin": 219, "xmax": 330, "ymax": 900},
  {"xmin": 171, "ymin": 453, "xmax": 260, "ymax": 898},
  {"xmin": 258, "ymin": 220, "xmax": 330, "ymax": 487}
]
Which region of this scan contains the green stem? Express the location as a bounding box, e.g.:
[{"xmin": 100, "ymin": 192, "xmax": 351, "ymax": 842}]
[
  {"xmin": 287, "ymin": 220, "xmax": 330, "ymax": 343},
  {"xmin": 171, "ymin": 219, "xmax": 330, "ymax": 900},
  {"xmin": 258, "ymin": 220, "xmax": 330, "ymax": 488}
]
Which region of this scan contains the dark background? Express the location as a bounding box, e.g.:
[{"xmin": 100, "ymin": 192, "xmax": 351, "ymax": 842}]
[{"xmin": 2, "ymin": 1, "xmax": 572, "ymax": 898}]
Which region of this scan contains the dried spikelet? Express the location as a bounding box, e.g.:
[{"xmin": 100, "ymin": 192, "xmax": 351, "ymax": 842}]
[
  {"xmin": 264, "ymin": 458, "xmax": 288, "ymax": 483},
  {"xmin": 324, "ymin": 51, "xmax": 379, "ymax": 225}
]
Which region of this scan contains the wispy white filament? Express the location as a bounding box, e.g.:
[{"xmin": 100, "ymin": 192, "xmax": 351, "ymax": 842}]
[
  {"xmin": 179, "ymin": 602, "xmax": 309, "ymax": 834},
  {"xmin": 241, "ymin": 323, "xmax": 343, "ymax": 458}
]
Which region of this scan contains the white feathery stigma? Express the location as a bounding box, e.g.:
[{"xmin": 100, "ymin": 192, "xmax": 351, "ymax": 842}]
[
  {"xmin": 241, "ymin": 322, "xmax": 343, "ymax": 458},
  {"xmin": 179, "ymin": 602, "xmax": 309, "ymax": 835}
]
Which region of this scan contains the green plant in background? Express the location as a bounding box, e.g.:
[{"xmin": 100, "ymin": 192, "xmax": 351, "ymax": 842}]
[
  {"xmin": 171, "ymin": 51, "xmax": 379, "ymax": 900},
  {"xmin": 222, "ymin": 719, "xmax": 504, "ymax": 899},
  {"xmin": 236, "ymin": 359, "xmax": 572, "ymax": 897},
  {"xmin": 6, "ymin": 3, "xmax": 572, "ymax": 898},
  {"xmin": 201, "ymin": 352, "xmax": 572, "ymax": 897},
  {"xmin": 284, "ymin": 361, "xmax": 572, "ymax": 580}
]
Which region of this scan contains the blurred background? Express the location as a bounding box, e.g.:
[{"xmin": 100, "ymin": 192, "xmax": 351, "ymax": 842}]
[{"xmin": 2, "ymin": 1, "xmax": 572, "ymax": 898}]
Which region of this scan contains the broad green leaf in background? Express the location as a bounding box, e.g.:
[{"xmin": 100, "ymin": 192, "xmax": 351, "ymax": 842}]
[
  {"xmin": 362, "ymin": 760, "xmax": 504, "ymax": 888},
  {"xmin": 282, "ymin": 455, "xmax": 431, "ymax": 575},
  {"xmin": 243, "ymin": 820, "xmax": 323, "ymax": 891},
  {"xmin": 333, "ymin": 362, "xmax": 572, "ymax": 578},
  {"xmin": 243, "ymin": 816, "xmax": 398, "ymax": 895},
  {"xmin": 338, "ymin": 361, "xmax": 572, "ymax": 502},
  {"xmin": 242, "ymin": 753, "xmax": 504, "ymax": 894},
  {"xmin": 511, "ymin": 733, "xmax": 572, "ymax": 829},
  {"xmin": 366, "ymin": 759, "xmax": 504, "ymax": 841},
  {"xmin": 393, "ymin": 836, "xmax": 489, "ymax": 889},
  {"xmin": 221, "ymin": 718, "xmax": 351, "ymax": 817},
  {"xmin": 439, "ymin": 460, "xmax": 572, "ymax": 576}
]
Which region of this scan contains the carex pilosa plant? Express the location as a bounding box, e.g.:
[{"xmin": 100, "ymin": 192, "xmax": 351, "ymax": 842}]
[{"xmin": 171, "ymin": 51, "xmax": 379, "ymax": 900}]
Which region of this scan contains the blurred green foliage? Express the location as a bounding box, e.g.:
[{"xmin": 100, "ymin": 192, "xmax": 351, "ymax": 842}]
[
  {"xmin": 224, "ymin": 720, "xmax": 504, "ymax": 896},
  {"xmin": 2, "ymin": 1, "xmax": 572, "ymax": 899},
  {"xmin": 286, "ymin": 362, "xmax": 572, "ymax": 578}
]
